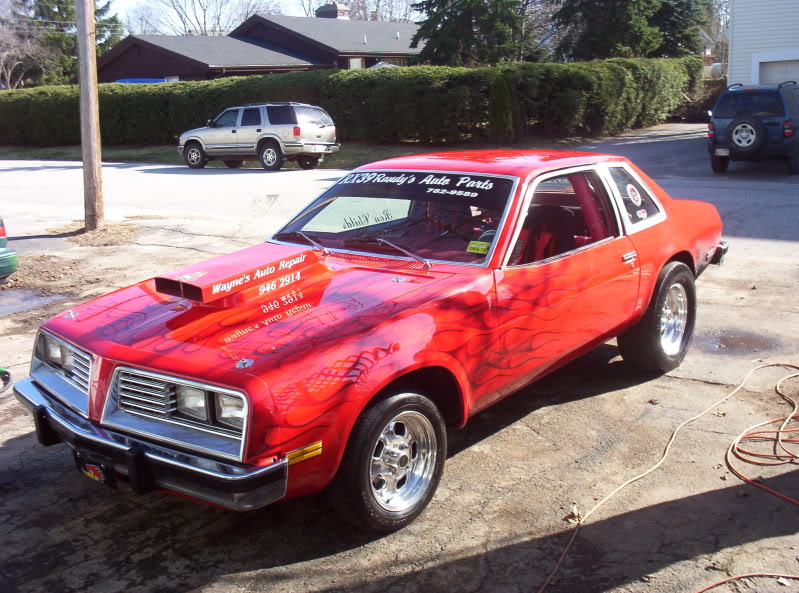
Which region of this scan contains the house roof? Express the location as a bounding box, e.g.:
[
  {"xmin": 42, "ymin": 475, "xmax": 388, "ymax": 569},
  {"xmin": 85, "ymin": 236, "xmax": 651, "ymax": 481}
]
[
  {"xmin": 231, "ymin": 14, "xmax": 423, "ymax": 55},
  {"xmin": 109, "ymin": 35, "xmax": 326, "ymax": 69}
]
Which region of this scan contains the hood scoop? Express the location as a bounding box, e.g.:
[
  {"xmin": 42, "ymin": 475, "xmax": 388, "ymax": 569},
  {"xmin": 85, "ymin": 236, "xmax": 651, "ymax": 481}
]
[{"xmin": 154, "ymin": 243, "xmax": 319, "ymax": 305}]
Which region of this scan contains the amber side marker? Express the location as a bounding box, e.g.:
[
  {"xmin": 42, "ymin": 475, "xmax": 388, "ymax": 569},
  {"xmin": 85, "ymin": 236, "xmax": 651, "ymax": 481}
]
[{"xmin": 286, "ymin": 441, "xmax": 323, "ymax": 466}]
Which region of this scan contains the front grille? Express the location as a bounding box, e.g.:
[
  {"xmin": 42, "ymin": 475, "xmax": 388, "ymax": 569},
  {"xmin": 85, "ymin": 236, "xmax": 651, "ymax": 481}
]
[
  {"xmin": 117, "ymin": 371, "xmax": 177, "ymax": 418},
  {"xmin": 68, "ymin": 348, "xmax": 92, "ymax": 393}
]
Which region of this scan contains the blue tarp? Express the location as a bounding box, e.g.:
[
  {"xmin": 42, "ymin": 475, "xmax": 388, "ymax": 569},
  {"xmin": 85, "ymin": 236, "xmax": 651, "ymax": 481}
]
[{"xmin": 115, "ymin": 78, "xmax": 168, "ymax": 84}]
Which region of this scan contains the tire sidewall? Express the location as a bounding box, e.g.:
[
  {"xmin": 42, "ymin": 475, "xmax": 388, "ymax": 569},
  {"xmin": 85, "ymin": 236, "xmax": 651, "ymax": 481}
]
[
  {"xmin": 336, "ymin": 392, "xmax": 446, "ymax": 532},
  {"xmin": 646, "ymin": 262, "xmax": 697, "ymax": 371}
]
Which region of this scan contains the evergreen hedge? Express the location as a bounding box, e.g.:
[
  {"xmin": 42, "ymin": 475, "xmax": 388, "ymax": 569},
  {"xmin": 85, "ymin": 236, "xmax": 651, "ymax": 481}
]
[{"xmin": 0, "ymin": 56, "xmax": 701, "ymax": 147}]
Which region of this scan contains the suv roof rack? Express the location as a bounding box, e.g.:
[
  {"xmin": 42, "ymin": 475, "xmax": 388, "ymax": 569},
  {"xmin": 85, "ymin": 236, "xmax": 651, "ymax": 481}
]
[
  {"xmin": 726, "ymin": 83, "xmax": 744, "ymax": 90},
  {"xmin": 242, "ymin": 102, "xmax": 306, "ymax": 107},
  {"xmin": 778, "ymin": 81, "xmax": 798, "ymax": 88}
]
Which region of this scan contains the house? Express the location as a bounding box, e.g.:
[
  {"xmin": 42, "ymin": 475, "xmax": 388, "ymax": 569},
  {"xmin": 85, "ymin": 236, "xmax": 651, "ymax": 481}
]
[
  {"xmin": 97, "ymin": 5, "xmax": 422, "ymax": 83},
  {"xmin": 726, "ymin": 0, "xmax": 799, "ymax": 85}
]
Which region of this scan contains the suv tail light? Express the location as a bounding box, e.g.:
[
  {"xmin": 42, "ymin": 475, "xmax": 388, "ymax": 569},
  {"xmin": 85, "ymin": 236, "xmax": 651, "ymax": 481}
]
[
  {"xmin": 293, "ymin": 126, "xmax": 301, "ymax": 137},
  {"xmin": 333, "ymin": 127, "xmax": 337, "ymax": 142},
  {"xmin": 0, "ymin": 217, "xmax": 6, "ymax": 238},
  {"xmin": 784, "ymin": 120, "xmax": 793, "ymax": 138},
  {"xmin": 707, "ymin": 122, "xmax": 715, "ymax": 138}
]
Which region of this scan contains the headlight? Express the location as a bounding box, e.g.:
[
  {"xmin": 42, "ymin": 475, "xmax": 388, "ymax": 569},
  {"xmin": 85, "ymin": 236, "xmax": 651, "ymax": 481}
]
[
  {"xmin": 215, "ymin": 393, "xmax": 245, "ymax": 430},
  {"xmin": 36, "ymin": 333, "xmax": 76, "ymax": 373},
  {"xmin": 176, "ymin": 385, "xmax": 208, "ymax": 421}
]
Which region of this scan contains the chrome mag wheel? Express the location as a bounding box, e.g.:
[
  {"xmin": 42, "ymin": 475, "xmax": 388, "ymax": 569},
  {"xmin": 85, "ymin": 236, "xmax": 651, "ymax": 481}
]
[
  {"xmin": 659, "ymin": 282, "xmax": 688, "ymax": 356},
  {"xmin": 369, "ymin": 410, "xmax": 437, "ymax": 512}
]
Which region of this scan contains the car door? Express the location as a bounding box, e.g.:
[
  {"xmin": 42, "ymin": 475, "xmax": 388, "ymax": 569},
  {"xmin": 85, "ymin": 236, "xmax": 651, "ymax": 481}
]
[
  {"xmin": 484, "ymin": 167, "xmax": 640, "ymax": 406},
  {"xmin": 236, "ymin": 107, "xmax": 263, "ymax": 156},
  {"xmin": 204, "ymin": 108, "xmax": 240, "ymax": 156}
]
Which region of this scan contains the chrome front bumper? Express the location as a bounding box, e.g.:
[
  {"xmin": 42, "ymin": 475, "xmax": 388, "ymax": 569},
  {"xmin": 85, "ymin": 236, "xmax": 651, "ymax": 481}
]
[{"xmin": 14, "ymin": 377, "xmax": 287, "ymax": 511}]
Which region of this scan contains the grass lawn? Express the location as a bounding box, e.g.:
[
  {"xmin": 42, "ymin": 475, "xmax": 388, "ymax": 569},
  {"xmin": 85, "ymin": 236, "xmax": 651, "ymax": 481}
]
[{"xmin": 0, "ymin": 138, "xmax": 583, "ymax": 171}]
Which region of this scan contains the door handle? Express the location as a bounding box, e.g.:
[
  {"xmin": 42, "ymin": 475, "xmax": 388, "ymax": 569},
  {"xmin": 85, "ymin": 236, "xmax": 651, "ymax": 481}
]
[
  {"xmin": 256, "ymin": 129, "xmax": 261, "ymax": 132},
  {"xmin": 622, "ymin": 251, "xmax": 637, "ymax": 264},
  {"xmin": 231, "ymin": 130, "xmax": 236, "ymax": 133}
]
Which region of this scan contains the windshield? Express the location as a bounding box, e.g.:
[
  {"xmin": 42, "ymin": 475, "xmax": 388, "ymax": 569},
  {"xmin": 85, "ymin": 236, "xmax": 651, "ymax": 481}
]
[{"xmin": 274, "ymin": 171, "xmax": 516, "ymax": 265}]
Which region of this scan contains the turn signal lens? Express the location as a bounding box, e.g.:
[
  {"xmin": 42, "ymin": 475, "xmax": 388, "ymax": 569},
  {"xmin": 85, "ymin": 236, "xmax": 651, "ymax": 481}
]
[
  {"xmin": 293, "ymin": 126, "xmax": 301, "ymax": 137},
  {"xmin": 176, "ymin": 385, "xmax": 208, "ymax": 421},
  {"xmin": 215, "ymin": 393, "xmax": 245, "ymax": 430}
]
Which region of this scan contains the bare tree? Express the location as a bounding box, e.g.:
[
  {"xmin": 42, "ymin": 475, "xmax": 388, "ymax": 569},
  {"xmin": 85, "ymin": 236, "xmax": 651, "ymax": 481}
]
[
  {"xmin": 126, "ymin": 0, "xmax": 282, "ymax": 36},
  {"xmin": 0, "ymin": 0, "xmax": 53, "ymax": 88}
]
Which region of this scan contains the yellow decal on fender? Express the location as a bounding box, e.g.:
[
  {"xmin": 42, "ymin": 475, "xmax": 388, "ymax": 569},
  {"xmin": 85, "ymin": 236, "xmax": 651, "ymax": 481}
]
[
  {"xmin": 466, "ymin": 241, "xmax": 490, "ymax": 255},
  {"xmin": 287, "ymin": 441, "xmax": 323, "ymax": 466}
]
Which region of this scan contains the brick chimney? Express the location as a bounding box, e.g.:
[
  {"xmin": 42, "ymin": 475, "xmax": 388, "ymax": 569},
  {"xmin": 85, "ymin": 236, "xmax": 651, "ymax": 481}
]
[{"xmin": 315, "ymin": 2, "xmax": 351, "ymax": 19}]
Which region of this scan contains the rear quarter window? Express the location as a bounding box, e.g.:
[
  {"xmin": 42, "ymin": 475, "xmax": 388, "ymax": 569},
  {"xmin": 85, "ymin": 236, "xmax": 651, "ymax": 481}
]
[
  {"xmin": 266, "ymin": 106, "xmax": 297, "ymax": 125},
  {"xmin": 295, "ymin": 107, "xmax": 334, "ymax": 126},
  {"xmin": 607, "ymin": 167, "xmax": 661, "ymax": 226}
]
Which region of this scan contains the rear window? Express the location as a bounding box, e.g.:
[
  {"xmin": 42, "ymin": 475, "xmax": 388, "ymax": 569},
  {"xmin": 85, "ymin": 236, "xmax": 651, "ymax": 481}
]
[
  {"xmin": 295, "ymin": 106, "xmax": 334, "ymax": 126},
  {"xmin": 714, "ymin": 91, "xmax": 785, "ymax": 118},
  {"xmin": 266, "ymin": 105, "xmax": 297, "ymax": 125}
]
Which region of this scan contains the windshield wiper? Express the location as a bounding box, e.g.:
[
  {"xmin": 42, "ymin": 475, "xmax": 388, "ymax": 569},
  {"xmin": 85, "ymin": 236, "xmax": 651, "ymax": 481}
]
[
  {"xmin": 344, "ymin": 236, "xmax": 431, "ymax": 269},
  {"xmin": 272, "ymin": 230, "xmax": 329, "ymax": 255}
]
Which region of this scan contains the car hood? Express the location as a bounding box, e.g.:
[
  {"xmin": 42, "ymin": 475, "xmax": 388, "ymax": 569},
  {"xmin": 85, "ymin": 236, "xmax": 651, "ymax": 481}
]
[
  {"xmin": 42, "ymin": 243, "xmax": 455, "ymax": 379},
  {"xmin": 180, "ymin": 126, "xmax": 209, "ymax": 139}
]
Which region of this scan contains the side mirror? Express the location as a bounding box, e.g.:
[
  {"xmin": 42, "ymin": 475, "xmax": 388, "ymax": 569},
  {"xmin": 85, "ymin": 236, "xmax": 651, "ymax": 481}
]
[{"xmin": 206, "ymin": 119, "xmax": 215, "ymax": 128}]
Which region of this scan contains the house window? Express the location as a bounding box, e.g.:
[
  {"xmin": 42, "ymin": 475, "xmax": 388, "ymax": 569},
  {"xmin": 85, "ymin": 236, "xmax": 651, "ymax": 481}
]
[{"xmin": 348, "ymin": 57, "xmax": 364, "ymax": 70}]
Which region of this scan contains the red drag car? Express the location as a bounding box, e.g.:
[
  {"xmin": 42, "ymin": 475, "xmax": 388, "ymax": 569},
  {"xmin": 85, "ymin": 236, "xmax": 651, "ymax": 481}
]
[{"xmin": 15, "ymin": 151, "xmax": 727, "ymax": 531}]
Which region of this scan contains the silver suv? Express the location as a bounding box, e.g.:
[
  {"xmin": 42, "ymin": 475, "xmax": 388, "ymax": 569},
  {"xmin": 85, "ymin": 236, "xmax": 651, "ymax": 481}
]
[{"xmin": 178, "ymin": 102, "xmax": 339, "ymax": 171}]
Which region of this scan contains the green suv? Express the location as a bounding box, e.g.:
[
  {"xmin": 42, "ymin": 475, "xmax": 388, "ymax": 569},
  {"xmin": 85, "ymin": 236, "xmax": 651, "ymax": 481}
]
[
  {"xmin": 707, "ymin": 81, "xmax": 799, "ymax": 174},
  {"xmin": 178, "ymin": 102, "xmax": 339, "ymax": 171},
  {"xmin": 0, "ymin": 216, "xmax": 18, "ymax": 283}
]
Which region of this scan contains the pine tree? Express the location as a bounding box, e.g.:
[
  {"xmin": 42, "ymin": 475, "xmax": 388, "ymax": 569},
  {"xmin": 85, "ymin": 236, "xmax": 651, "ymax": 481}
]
[
  {"xmin": 554, "ymin": 0, "xmax": 663, "ymax": 60},
  {"xmin": 648, "ymin": 0, "xmax": 711, "ymax": 57},
  {"xmin": 411, "ymin": 0, "xmax": 522, "ymax": 66}
]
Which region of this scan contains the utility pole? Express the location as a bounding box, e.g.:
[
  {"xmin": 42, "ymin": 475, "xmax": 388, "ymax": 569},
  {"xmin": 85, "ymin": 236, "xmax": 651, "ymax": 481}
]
[{"xmin": 76, "ymin": 0, "xmax": 104, "ymax": 231}]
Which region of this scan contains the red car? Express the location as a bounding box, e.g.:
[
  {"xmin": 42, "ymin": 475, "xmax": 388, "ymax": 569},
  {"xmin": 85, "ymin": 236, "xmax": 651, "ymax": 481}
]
[{"xmin": 15, "ymin": 151, "xmax": 727, "ymax": 531}]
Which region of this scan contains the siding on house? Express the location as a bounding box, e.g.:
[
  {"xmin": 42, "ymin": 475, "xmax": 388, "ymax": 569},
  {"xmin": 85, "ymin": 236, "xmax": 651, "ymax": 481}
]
[{"xmin": 728, "ymin": 0, "xmax": 799, "ymax": 84}]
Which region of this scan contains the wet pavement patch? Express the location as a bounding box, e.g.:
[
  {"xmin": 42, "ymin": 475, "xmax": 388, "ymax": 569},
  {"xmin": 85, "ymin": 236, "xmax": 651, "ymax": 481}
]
[
  {"xmin": 0, "ymin": 289, "xmax": 66, "ymax": 316},
  {"xmin": 694, "ymin": 329, "xmax": 785, "ymax": 355}
]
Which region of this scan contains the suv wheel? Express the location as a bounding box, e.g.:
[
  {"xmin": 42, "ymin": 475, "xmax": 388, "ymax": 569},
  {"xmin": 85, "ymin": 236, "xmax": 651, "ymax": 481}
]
[
  {"xmin": 184, "ymin": 143, "xmax": 207, "ymax": 169},
  {"xmin": 728, "ymin": 116, "xmax": 766, "ymax": 155},
  {"xmin": 297, "ymin": 156, "xmax": 321, "ymax": 170},
  {"xmin": 787, "ymin": 152, "xmax": 799, "ymax": 175},
  {"xmin": 259, "ymin": 141, "xmax": 283, "ymax": 171},
  {"xmin": 711, "ymin": 154, "xmax": 729, "ymax": 173}
]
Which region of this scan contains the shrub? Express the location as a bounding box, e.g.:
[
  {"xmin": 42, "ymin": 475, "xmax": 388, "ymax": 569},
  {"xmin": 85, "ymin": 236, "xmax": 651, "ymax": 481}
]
[{"xmin": 0, "ymin": 57, "xmax": 703, "ymax": 147}]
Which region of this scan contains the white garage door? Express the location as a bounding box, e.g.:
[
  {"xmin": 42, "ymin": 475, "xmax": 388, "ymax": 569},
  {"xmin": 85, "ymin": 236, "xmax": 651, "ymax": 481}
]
[{"xmin": 760, "ymin": 60, "xmax": 799, "ymax": 84}]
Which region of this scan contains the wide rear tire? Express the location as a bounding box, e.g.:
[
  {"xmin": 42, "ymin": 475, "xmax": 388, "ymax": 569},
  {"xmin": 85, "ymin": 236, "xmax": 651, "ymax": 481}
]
[
  {"xmin": 328, "ymin": 391, "xmax": 446, "ymax": 532},
  {"xmin": 618, "ymin": 262, "xmax": 696, "ymax": 373}
]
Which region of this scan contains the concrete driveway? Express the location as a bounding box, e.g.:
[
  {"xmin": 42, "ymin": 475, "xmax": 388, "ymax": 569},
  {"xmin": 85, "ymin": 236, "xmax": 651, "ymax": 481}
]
[{"xmin": 1, "ymin": 124, "xmax": 798, "ymax": 593}]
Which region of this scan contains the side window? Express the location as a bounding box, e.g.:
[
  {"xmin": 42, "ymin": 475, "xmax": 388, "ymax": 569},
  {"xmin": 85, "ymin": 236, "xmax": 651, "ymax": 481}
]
[
  {"xmin": 509, "ymin": 170, "xmax": 616, "ymax": 266},
  {"xmin": 214, "ymin": 109, "xmax": 240, "ymax": 127},
  {"xmin": 241, "ymin": 107, "xmax": 261, "ymax": 127},
  {"xmin": 266, "ymin": 106, "xmax": 297, "ymax": 125},
  {"xmin": 607, "ymin": 167, "xmax": 660, "ymax": 226}
]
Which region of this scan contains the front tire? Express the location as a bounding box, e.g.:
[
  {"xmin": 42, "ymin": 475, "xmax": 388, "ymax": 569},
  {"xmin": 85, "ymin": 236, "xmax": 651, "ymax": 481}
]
[
  {"xmin": 328, "ymin": 391, "xmax": 446, "ymax": 532},
  {"xmin": 711, "ymin": 154, "xmax": 729, "ymax": 173},
  {"xmin": 259, "ymin": 141, "xmax": 283, "ymax": 171},
  {"xmin": 183, "ymin": 143, "xmax": 207, "ymax": 169},
  {"xmin": 618, "ymin": 262, "xmax": 696, "ymax": 373}
]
